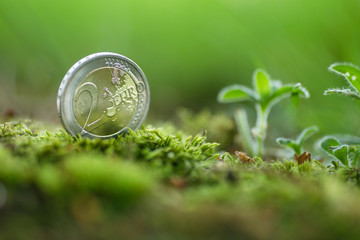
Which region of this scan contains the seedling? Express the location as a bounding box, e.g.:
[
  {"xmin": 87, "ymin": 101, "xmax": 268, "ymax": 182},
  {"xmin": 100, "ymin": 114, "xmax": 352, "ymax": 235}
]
[
  {"xmin": 324, "ymin": 63, "xmax": 360, "ymax": 100},
  {"xmin": 277, "ymin": 126, "xmax": 318, "ymax": 155},
  {"xmin": 321, "ymin": 63, "xmax": 360, "ymax": 167},
  {"xmin": 218, "ymin": 69, "xmax": 309, "ymax": 157}
]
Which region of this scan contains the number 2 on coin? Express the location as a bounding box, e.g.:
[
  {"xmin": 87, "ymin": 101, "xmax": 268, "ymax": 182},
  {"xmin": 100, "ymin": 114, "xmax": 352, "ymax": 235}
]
[{"xmin": 74, "ymin": 82, "xmax": 105, "ymax": 133}]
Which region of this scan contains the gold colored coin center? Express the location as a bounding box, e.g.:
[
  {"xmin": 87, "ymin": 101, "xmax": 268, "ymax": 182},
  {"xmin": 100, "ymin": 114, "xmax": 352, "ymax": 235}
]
[{"xmin": 73, "ymin": 67, "xmax": 138, "ymax": 136}]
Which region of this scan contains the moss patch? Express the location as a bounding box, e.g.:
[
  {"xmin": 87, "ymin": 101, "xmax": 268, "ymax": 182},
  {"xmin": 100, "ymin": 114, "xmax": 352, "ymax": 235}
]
[{"xmin": 1, "ymin": 119, "xmax": 360, "ymax": 239}]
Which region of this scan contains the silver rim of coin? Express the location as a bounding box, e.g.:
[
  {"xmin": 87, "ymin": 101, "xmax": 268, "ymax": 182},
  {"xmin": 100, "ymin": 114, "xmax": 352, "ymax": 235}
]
[{"xmin": 57, "ymin": 52, "xmax": 150, "ymax": 138}]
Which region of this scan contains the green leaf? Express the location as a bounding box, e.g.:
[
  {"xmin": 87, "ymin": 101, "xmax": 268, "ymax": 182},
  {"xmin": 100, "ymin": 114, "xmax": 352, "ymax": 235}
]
[
  {"xmin": 217, "ymin": 85, "xmax": 256, "ymax": 103},
  {"xmin": 320, "ymin": 137, "xmax": 350, "ymax": 166},
  {"xmin": 268, "ymin": 83, "xmax": 309, "ymax": 107},
  {"xmin": 333, "ymin": 145, "xmax": 349, "ymax": 166},
  {"xmin": 320, "ymin": 137, "xmax": 340, "ymax": 155},
  {"xmin": 348, "ymin": 145, "xmax": 360, "ymax": 167},
  {"xmin": 253, "ymin": 69, "xmax": 271, "ymax": 99},
  {"xmin": 329, "ymin": 63, "xmax": 360, "ymax": 92},
  {"xmin": 296, "ymin": 126, "xmax": 319, "ymax": 146},
  {"xmin": 276, "ymin": 137, "xmax": 300, "ymax": 154},
  {"xmin": 323, "ymin": 88, "xmax": 360, "ymax": 101},
  {"xmin": 276, "ymin": 138, "xmax": 292, "ymax": 146},
  {"xmin": 291, "ymin": 83, "xmax": 310, "ymax": 98},
  {"xmin": 269, "ymin": 85, "xmax": 293, "ymax": 102},
  {"xmin": 277, "ymin": 126, "xmax": 318, "ymax": 155},
  {"xmin": 291, "ymin": 83, "xmax": 310, "ymax": 106}
]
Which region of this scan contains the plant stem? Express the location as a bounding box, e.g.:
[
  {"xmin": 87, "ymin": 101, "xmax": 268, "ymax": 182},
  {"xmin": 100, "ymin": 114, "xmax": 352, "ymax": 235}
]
[
  {"xmin": 254, "ymin": 105, "xmax": 269, "ymax": 156},
  {"xmin": 235, "ymin": 109, "xmax": 255, "ymax": 156}
]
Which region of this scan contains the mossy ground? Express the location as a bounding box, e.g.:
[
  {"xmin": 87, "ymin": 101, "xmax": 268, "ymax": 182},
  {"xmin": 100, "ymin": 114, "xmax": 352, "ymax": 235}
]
[{"xmin": 1, "ymin": 112, "xmax": 360, "ymax": 240}]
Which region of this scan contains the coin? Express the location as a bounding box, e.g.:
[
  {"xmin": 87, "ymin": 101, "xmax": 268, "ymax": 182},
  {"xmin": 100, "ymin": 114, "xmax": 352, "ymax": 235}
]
[{"xmin": 57, "ymin": 52, "xmax": 150, "ymax": 138}]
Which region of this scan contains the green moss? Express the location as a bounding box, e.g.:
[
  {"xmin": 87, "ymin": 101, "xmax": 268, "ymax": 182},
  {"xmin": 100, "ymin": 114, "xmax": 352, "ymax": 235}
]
[
  {"xmin": 1, "ymin": 117, "xmax": 360, "ymax": 239},
  {"xmin": 0, "ymin": 120, "xmax": 35, "ymax": 137}
]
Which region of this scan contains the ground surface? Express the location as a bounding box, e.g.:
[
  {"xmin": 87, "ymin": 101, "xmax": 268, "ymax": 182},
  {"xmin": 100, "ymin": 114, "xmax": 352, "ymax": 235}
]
[{"xmin": 1, "ymin": 116, "xmax": 360, "ymax": 240}]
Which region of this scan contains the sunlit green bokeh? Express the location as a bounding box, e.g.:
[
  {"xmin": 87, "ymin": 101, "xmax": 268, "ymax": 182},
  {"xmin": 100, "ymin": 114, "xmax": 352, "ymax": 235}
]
[{"xmin": 1, "ymin": 0, "xmax": 360, "ymax": 136}]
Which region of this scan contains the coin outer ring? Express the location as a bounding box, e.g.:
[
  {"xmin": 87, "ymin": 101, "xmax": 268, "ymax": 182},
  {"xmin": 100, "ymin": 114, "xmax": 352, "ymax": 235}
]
[{"xmin": 57, "ymin": 52, "xmax": 150, "ymax": 139}]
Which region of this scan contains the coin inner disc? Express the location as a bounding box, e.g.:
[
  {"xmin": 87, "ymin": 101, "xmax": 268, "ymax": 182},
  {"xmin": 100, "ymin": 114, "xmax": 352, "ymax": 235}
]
[{"xmin": 73, "ymin": 67, "xmax": 138, "ymax": 136}]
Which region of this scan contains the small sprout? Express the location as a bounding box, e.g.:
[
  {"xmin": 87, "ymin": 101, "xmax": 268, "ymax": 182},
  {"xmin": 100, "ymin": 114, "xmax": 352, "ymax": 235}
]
[
  {"xmin": 218, "ymin": 69, "xmax": 309, "ymax": 156},
  {"xmin": 276, "ymin": 126, "xmax": 319, "ymax": 155}
]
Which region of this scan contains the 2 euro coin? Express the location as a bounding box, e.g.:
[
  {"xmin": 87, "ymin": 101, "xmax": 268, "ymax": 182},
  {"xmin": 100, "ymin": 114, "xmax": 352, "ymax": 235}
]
[{"xmin": 57, "ymin": 52, "xmax": 150, "ymax": 138}]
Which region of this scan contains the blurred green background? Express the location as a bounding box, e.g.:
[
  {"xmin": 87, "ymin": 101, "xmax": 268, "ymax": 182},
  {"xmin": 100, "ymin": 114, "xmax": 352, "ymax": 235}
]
[{"xmin": 1, "ymin": 0, "xmax": 360, "ymax": 136}]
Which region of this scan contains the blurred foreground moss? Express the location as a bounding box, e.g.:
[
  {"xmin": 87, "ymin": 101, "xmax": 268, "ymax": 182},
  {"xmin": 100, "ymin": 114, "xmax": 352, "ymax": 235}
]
[{"xmin": 1, "ymin": 119, "xmax": 360, "ymax": 239}]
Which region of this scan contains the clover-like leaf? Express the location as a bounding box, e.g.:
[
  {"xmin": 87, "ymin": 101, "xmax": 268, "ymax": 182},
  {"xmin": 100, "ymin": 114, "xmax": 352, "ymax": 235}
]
[
  {"xmin": 217, "ymin": 85, "xmax": 256, "ymax": 103},
  {"xmin": 320, "ymin": 137, "xmax": 350, "ymax": 166},
  {"xmin": 333, "ymin": 145, "xmax": 349, "ymax": 166},
  {"xmin": 253, "ymin": 70, "xmax": 271, "ymax": 99},
  {"xmin": 323, "ymin": 135, "xmax": 360, "ymax": 167},
  {"xmin": 320, "ymin": 137, "xmax": 340, "ymax": 153},
  {"xmin": 329, "ymin": 63, "xmax": 360, "ymax": 92}
]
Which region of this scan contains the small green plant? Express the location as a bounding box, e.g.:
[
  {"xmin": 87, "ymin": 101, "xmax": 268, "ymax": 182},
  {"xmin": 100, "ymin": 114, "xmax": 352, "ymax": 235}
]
[
  {"xmin": 277, "ymin": 125, "xmax": 318, "ymax": 155},
  {"xmin": 217, "ymin": 69, "xmax": 309, "ymax": 157},
  {"xmin": 321, "ymin": 63, "xmax": 360, "ymax": 167},
  {"xmin": 320, "ymin": 136, "xmax": 360, "ymax": 167}
]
